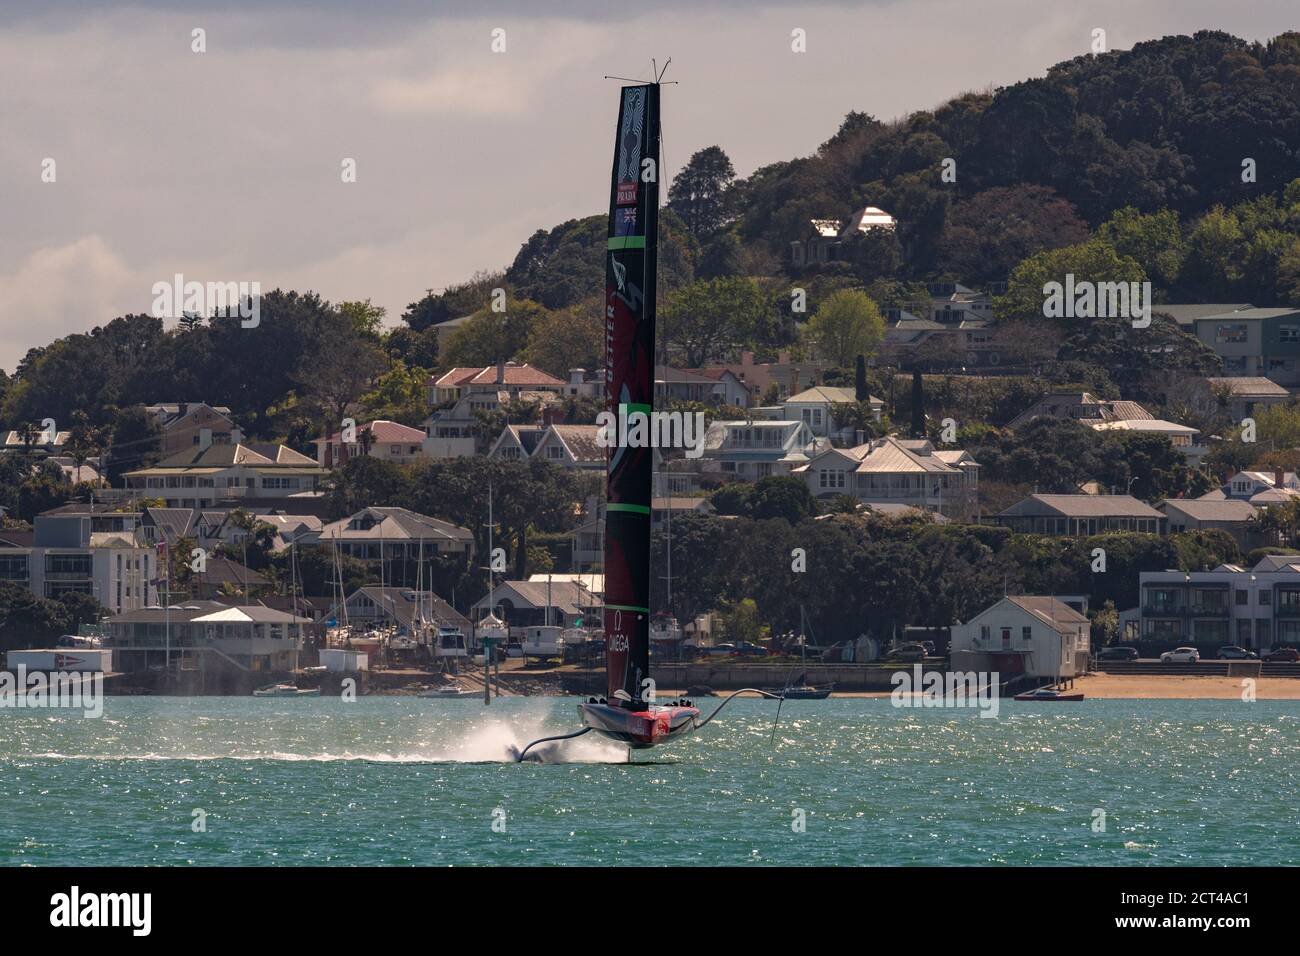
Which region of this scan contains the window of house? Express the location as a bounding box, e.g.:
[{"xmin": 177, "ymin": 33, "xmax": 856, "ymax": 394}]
[
  {"xmin": 980, "ymin": 625, "xmax": 990, "ymax": 642},
  {"xmin": 1022, "ymin": 626, "xmax": 1032, "ymax": 642},
  {"xmin": 1260, "ymin": 590, "xmax": 1272, "ymax": 606},
  {"xmin": 1281, "ymin": 324, "xmax": 1300, "ymax": 343},
  {"xmin": 1236, "ymin": 589, "xmax": 1248, "ymax": 605}
]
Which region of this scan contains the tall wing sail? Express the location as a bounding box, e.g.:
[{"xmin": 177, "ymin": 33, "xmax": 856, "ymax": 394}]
[{"xmin": 602, "ymin": 84, "xmax": 659, "ymax": 707}]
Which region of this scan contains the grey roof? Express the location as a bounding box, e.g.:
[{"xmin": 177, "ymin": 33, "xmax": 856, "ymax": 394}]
[
  {"xmin": 1007, "ymin": 596, "xmax": 1090, "ymax": 627},
  {"xmin": 313, "ymin": 507, "xmax": 473, "ymax": 544},
  {"xmin": 110, "ymin": 600, "xmax": 309, "ymax": 625},
  {"xmin": 1152, "ymin": 304, "xmax": 1252, "ymax": 326},
  {"xmin": 1254, "ymin": 553, "xmax": 1300, "ymax": 572},
  {"xmin": 144, "ymin": 507, "xmax": 197, "ymax": 542},
  {"xmin": 1000, "ymin": 494, "xmax": 1162, "ymax": 519},
  {"xmin": 1198, "ymin": 307, "xmax": 1300, "ymax": 322},
  {"xmin": 1204, "ymin": 377, "xmax": 1291, "ymax": 398},
  {"xmin": 1159, "ymin": 499, "xmax": 1256, "ymax": 523},
  {"xmin": 346, "ymin": 586, "xmax": 469, "ymax": 628}
]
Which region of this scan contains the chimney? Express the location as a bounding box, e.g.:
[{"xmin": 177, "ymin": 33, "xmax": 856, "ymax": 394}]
[
  {"xmin": 1276, "ymin": 468, "xmax": 1285, "ymax": 489},
  {"xmin": 742, "ymin": 350, "xmax": 755, "ymax": 368},
  {"xmin": 791, "ymin": 370, "xmax": 800, "ymax": 396},
  {"xmin": 542, "ymin": 406, "xmax": 559, "ymax": 426},
  {"xmin": 497, "ymin": 361, "xmax": 506, "ymax": 385},
  {"xmin": 777, "ymin": 350, "xmax": 790, "ymax": 365},
  {"xmin": 198, "ymin": 427, "xmax": 213, "ymax": 450},
  {"xmin": 231, "ymin": 426, "xmax": 243, "ymax": 444},
  {"xmin": 856, "ymin": 429, "xmax": 865, "ymax": 445}
]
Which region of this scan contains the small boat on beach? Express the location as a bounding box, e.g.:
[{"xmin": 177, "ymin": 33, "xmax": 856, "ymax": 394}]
[
  {"xmin": 253, "ymin": 683, "xmax": 321, "ymax": 698},
  {"xmin": 1014, "ymin": 686, "xmax": 1085, "ymax": 702}
]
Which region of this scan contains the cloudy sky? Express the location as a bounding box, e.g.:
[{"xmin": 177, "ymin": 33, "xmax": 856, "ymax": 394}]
[{"xmin": 1, "ymin": 0, "xmax": 1294, "ymax": 371}]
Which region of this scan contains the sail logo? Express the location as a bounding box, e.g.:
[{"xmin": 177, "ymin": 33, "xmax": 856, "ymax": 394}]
[
  {"xmin": 1041, "ymin": 274, "xmax": 1151, "ymax": 328},
  {"xmin": 596, "ymin": 408, "xmax": 705, "ymax": 458},
  {"xmin": 890, "ymin": 665, "xmax": 1000, "ymax": 718},
  {"xmin": 0, "ymin": 666, "xmax": 104, "ymax": 718},
  {"xmin": 49, "ymin": 886, "xmax": 151, "ymax": 936}
]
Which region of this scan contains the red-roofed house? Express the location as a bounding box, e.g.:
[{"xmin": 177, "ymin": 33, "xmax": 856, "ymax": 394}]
[
  {"xmin": 424, "ymin": 362, "xmax": 567, "ymax": 458},
  {"xmin": 313, "ymin": 420, "xmax": 427, "ymax": 468}
]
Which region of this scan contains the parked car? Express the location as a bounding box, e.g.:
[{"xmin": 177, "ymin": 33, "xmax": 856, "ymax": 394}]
[
  {"xmin": 1160, "ymin": 646, "xmax": 1200, "ymax": 663},
  {"xmin": 1216, "ymin": 645, "xmax": 1258, "ymax": 660},
  {"xmin": 700, "ymin": 643, "xmax": 735, "ymax": 658},
  {"xmin": 730, "ymin": 641, "xmax": 767, "ymax": 657},
  {"xmin": 1096, "ymin": 645, "xmax": 1139, "ymax": 661},
  {"xmin": 885, "ymin": 642, "xmax": 927, "ymax": 662},
  {"xmin": 1264, "ymin": 647, "xmax": 1300, "ymax": 662}
]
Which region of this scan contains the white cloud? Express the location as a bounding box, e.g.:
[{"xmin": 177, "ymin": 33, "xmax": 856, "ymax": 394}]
[{"xmin": 0, "ymin": 237, "xmax": 141, "ymax": 367}]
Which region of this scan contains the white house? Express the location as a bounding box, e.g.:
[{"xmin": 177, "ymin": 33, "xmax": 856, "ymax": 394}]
[
  {"xmin": 781, "ymin": 386, "xmax": 884, "ymax": 440},
  {"xmin": 699, "ymin": 419, "xmax": 818, "ymax": 481},
  {"xmin": 951, "ymin": 596, "xmax": 1090, "ymax": 681},
  {"xmin": 423, "ymin": 362, "xmax": 567, "ymax": 458},
  {"xmin": 795, "ymin": 436, "xmax": 979, "ymax": 519}
]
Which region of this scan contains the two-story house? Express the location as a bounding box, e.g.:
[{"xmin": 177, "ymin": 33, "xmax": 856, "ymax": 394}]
[
  {"xmin": 796, "ymin": 436, "xmax": 978, "ymax": 519},
  {"xmin": 423, "ymin": 362, "xmax": 567, "ymax": 458},
  {"xmin": 122, "ymin": 442, "xmax": 325, "ymax": 508},
  {"xmin": 699, "ymin": 419, "xmax": 818, "ymax": 481},
  {"xmin": 312, "ymin": 419, "xmax": 426, "ymax": 468}
]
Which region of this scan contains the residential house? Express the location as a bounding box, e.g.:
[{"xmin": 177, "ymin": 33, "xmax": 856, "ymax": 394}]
[
  {"xmin": 700, "ymin": 419, "xmax": 818, "ymax": 481},
  {"xmin": 487, "ymin": 424, "xmax": 546, "ymax": 461},
  {"xmin": 950, "ymin": 596, "xmax": 1091, "ymax": 680},
  {"xmin": 423, "ymin": 362, "xmax": 567, "ymax": 458},
  {"xmin": 1159, "ymin": 498, "xmax": 1258, "ymax": 549},
  {"xmin": 1192, "ymin": 307, "xmax": 1300, "ymax": 387},
  {"xmin": 1219, "ymin": 470, "xmax": 1300, "ymax": 502},
  {"xmin": 1006, "ymin": 391, "xmax": 1155, "ymax": 429},
  {"xmin": 122, "ymin": 443, "xmax": 325, "ymax": 508},
  {"xmin": 1152, "ymin": 303, "xmax": 1253, "ymax": 331},
  {"xmin": 1, "ymin": 426, "xmax": 70, "ymax": 456},
  {"xmin": 144, "ymin": 403, "xmax": 238, "ymax": 457},
  {"xmin": 107, "ymin": 601, "xmax": 309, "ymax": 674},
  {"xmin": 564, "ymin": 368, "xmax": 604, "ymax": 400},
  {"xmin": 191, "ymin": 556, "xmax": 272, "ymax": 601},
  {"xmin": 1137, "ymin": 555, "xmax": 1300, "ymax": 650},
  {"xmin": 297, "ymin": 507, "xmax": 474, "ymax": 587},
  {"xmin": 781, "ymin": 386, "xmax": 884, "ymax": 441},
  {"xmin": 655, "ymin": 366, "xmax": 747, "ymax": 407},
  {"xmin": 532, "ymin": 424, "xmax": 605, "ymax": 470},
  {"xmin": 1196, "ymin": 376, "xmax": 1291, "ymax": 422},
  {"xmin": 1087, "ymin": 419, "xmax": 1204, "ymax": 463},
  {"xmin": 698, "ymin": 351, "xmax": 833, "ymax": 405},
  {"xmin": 796, "ymin": 436, "xmax": 978, "ymax": 519},
  {"xmin": 996, "ymin": 494, "xmax": 1165, "ymax": 536},
  {"xmin": 789, "ymin": 205, "xmax": 896, "ymax": 267},
  {"xmin": 313, "ymin": 419, "xmax": 426, "ymax": 468},
  {"xmin": 471, "ymin": 579, "xmax": 599, "ymax": 637},
  {"xmin": 0, "ymin": 515, "xmax": 157, "ymax": 614}
]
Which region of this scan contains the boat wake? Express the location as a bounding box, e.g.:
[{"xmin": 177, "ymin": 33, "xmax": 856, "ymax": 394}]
[
  {"xmin": 16, "ymin": 718, "xmax": 631, "ymax": 765},
  {"xmin": 433, "ymin": 719, "xmax": 628, "ymax": 764}
]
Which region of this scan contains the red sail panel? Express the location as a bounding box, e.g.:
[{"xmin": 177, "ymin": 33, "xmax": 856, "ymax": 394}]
[{"xmin": 603, "ymin": 84, "xmax": 659, "ymax": 707}]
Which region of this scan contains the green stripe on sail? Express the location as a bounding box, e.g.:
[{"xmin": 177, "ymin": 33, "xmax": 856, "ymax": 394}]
[
  {"xmin": 605, "ymin": 603, "xmax": 651, "ymax": 614},
  {"xmin": 607, "ymin": 236, "xmax": 646, "ymax": 250},
  {"xmin": 607, "ymin": 503, "xmax": 651, "ymax": 515},
  {"xmin": 620, "ymin": 402, "xmax": 652, "ymax": 414}
]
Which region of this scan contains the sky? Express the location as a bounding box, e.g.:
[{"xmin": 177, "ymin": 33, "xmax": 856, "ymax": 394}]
[{"xmin": 1, "ymin": 0, "xmax": 1295, "ymax": 372}]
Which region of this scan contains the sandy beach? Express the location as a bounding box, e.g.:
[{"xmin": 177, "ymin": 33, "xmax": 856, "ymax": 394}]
[{"xmin": 795, "ymin": 674, "xmax": 1300, "ymax": 700}]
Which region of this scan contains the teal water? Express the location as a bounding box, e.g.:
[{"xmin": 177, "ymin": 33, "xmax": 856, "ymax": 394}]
[{"xmin": 2, "ymin": 697, "xmax": 1297, "ymax": 866}]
